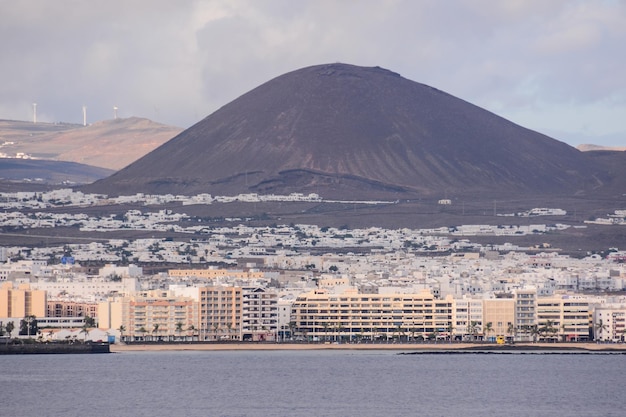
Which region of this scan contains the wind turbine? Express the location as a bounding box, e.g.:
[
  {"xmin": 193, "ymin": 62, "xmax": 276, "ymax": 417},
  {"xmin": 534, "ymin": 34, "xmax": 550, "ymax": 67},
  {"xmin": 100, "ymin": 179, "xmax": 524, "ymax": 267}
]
[
  {"xmin": 82, "ymin": 105, "xmax": 87, "ymax": 126},
  {"xmin": 33, "ymin": 103, "xmax": 37, "ymax": 124},
  {"xmin": 113, "ymin": 106, "xmax": 118, "ymax": 119}
]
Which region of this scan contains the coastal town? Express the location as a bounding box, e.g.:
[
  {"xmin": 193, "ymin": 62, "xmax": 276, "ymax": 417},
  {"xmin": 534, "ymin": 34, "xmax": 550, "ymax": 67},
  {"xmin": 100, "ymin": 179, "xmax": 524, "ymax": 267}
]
[{"xmin": 1, "ymin": 189, "xmax": 625, "ymax": 347}]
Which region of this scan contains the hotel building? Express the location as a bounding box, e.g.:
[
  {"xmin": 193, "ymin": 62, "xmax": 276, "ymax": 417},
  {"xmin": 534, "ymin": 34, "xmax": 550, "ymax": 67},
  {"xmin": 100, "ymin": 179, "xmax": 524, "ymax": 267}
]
[{"xmin": 291, "ymin": 288, "xmax": 453, "ymax": 341}]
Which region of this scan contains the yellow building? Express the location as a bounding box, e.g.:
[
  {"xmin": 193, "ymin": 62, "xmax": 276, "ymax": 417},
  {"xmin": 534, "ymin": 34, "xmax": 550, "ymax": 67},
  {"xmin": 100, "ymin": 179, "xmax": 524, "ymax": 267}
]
[
  {"xmin": 291, "ymin": 288, "xmax": 453, "ymax": 341},
  {"xmin": 0, "ymin": 282, "xmax": 47, "ymax": 318}
]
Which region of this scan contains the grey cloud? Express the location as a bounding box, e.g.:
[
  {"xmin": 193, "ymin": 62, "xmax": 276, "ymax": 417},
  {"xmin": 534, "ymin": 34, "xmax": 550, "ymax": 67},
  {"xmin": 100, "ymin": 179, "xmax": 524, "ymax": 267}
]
[{"xmin": 0, "ymin": 0, "xmax": 624, "ymax": 145}]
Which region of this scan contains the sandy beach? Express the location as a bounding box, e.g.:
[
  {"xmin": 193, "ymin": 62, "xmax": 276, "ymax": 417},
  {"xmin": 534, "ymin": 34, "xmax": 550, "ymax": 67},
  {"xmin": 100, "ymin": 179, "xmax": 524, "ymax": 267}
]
[{"xmin": 110, "ymin": 342, "xmax": 626, "ymax": 353}]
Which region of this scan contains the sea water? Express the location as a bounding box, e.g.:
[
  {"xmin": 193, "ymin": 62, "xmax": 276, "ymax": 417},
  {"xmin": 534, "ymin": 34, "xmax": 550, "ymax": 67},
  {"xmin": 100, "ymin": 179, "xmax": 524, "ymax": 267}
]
[{"xmin": 2, "ymin": 350, "xmax": 624, "ymax": 417}]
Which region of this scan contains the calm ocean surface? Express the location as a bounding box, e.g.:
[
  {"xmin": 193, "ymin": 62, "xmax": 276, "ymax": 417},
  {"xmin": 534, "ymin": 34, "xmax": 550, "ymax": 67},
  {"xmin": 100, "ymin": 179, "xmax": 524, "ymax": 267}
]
[{"xmin": 2, "ymin": 350, "xmax": 624, "ymax": 417}]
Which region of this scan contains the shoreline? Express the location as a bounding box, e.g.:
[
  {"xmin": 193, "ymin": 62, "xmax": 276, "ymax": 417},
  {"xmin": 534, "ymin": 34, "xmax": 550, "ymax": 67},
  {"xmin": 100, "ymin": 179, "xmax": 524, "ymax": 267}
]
[{"xmin": 110, "ymin": 342, "xmax": 626, "ymax": 353}]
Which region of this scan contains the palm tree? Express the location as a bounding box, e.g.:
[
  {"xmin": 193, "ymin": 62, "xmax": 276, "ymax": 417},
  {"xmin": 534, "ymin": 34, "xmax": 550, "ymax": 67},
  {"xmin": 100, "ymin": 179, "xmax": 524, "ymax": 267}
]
[
  {"xmin": 84, "ymin": 315, "xmax": 96, "ymax": 328},
  {"xmin": 5, "ymin": 321, "xmax": 14, "ymax": 344},
  {"xmin": 287, "ymin": 321, "xmax": 296, "ymax": 341},
  {"xmin": 226, "ymin": 322, "xmax": 233, "ymax": 341},
  {"xmin": 446, "ymin": 323, "xmax": 455, "ymax": 344},
  {"xmin": 469, "ymin": 321, "xmax": 480, "ymax": 341},
  {"xmin": 81, "ymin": 324, "xmax": 90, "ymax": 342},
  {"xmin": 175, "ymin": 321, "xmax": 184, "ymax": 341},
  {"xmin": 507, "ymin": 322, "xmax": 515, "ymax": 343},
  {"xmin": 118, "ymin": 325, "xmax": 126, "ymax": 343},
  {"xmin": 187, "ymin": 325, "xmax": 196, "ymax": 341},
  {"xmin": 529, "ymin": 324, "xmax": 540, "ymax": 342},
  {"xmin": 541, "ymin": 320, "xmax": 557, "ymax": 342},
  {"xmin": 337, "ymin": 323, "xmax": 345, "ymax": 343},
  {"xmin": 322, "ymin": 322, "xmax": 330, "ymax": 342},
  {"xmin": 594, "ymin": 320, "xmax": 608, "ymax": 342},
  {"xmin": 394, "ymin": 324, "xmax": 403, "ymax": 343},
  {"xmin": 152, "ymin": 323, "xmax": 160, "ymax": 342},
  {"xmin": 484, "ymin": 322, "xmax": 493, "ymax": 342},
  {"xmin": 138, "ymin": 326, "xmax": 147, "ymax": 342}
]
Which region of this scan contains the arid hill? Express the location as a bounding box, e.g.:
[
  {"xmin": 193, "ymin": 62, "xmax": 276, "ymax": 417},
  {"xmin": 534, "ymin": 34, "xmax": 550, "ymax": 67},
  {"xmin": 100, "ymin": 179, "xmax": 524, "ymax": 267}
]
[
  {"xmin": 0, "ymin": 158, "xmax": 113, "ymax": 186},
  {"xmin": 87, "ymin": 63, "xmax": 616, "ymax": 199},
  {"xmin": 0, "ymin": 117, "xmax": 182, "ymax": 170}
]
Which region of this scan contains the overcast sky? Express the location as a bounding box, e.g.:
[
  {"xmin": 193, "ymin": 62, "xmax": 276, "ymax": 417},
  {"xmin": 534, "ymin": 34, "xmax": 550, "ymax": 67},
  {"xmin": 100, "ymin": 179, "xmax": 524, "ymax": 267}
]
[{"xmin": 1, "ymin": 0, "xmax": 624, "ymax": 147}]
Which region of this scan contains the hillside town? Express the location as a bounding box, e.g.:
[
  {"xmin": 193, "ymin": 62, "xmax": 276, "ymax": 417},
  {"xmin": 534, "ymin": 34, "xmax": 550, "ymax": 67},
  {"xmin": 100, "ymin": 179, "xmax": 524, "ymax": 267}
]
[{"xmin": 1, "ymin": 190, "xmax": 625, "ymax": 345}]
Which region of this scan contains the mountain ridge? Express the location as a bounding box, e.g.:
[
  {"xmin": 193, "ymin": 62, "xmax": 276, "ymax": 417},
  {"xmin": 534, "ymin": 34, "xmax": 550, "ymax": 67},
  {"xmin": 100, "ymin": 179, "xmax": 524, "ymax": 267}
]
[{"xmin": 86, "ymin": 63, "xmax": 616, "ymax": 199}]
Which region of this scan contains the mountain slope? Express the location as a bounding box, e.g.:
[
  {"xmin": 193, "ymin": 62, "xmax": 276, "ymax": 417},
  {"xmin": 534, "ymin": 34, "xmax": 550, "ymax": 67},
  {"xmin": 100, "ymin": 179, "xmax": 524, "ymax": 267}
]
[
  {"xmin": 0, "ymin": 117, "xmax": 182, "ymax": 170},
  {"xmin": 87, "ymin": 63, "xmax": 608, "ymax": 198},
  {"xmin": 0, "ymin": 159, "xmax": 114, "ymax": 185}
]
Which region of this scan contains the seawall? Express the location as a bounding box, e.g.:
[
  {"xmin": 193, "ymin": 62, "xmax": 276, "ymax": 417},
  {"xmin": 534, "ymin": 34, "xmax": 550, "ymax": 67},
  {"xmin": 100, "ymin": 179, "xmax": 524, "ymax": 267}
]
[{"xmin": 0, "ymin": 342, "xmax": 110, "ymax": 354}]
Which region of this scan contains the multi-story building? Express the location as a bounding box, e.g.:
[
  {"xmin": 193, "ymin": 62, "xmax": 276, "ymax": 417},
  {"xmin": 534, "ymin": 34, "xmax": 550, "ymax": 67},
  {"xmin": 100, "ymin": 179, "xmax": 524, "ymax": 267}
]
[
  {"xmin": 111, "ymin": 290, "xmax": 198, "ymax": 342},
  {"xmin": 514, "ymin": 288, "xmax": 537, "ymax": 341},
  {"xmin": 47, "ymin": 300, "xmax": 98, "ymax": 319},
  {"xmin": 483, "ymin": 298, "xmax": 515, "ymax": 341},
  {"xmin": 291, "ymin": 288, "xmax": 453, "ymax": 341},
  {"xmin": 593, "ymin": 306, "xmax": 626, "ymax": 342},
  {"xmin": 198, "ymin": 286, "xmax": 242, "ymax": 341},
  {"xmin": 453, "ymin": 297, "xmax": 484, "ymax": 340},
  {"xmin": 277, "ymin": 295, "xmax": 296, "ymax": 341},
  {"xmin": 536, "ymin": 295, "xmax": 591, "ymax": 342},
  {"xmin": 0, "ymin": 282, "xmax": 47, "ymax": 318},
  {"xmin": 242, "ymin": 287, "xmax": 278, "ymax": 341}
]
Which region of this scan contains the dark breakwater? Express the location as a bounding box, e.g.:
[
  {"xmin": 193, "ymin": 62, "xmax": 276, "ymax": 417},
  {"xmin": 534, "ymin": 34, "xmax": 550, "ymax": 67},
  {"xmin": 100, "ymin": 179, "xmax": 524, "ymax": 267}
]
[{"xmin": 0, "ymin": 342, "xmax": 110, "ymax": 354}]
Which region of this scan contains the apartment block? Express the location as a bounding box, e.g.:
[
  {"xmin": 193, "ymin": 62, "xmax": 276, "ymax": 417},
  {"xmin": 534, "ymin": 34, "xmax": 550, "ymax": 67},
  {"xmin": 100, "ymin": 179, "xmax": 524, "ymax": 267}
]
[
  {"xmin": 453, "ymin": 297, "xmax": 484, "ymax": 339},
  {"xmin": 291, "ymin": 288, "xmax": 453, "ymax": 341},
  {"xmin": 47, "ymin": 300, "xmax": 98, "ymax": 319},
  {"xmin": 514, "ymin": 288, "xmax": 537, "ymax": 341},
  {"xmin": 198, "ymin": 286, "xmax": 242, "ymax": 341},
  {"xmin": 483, "ymin": 298, "xmax": 515, "ymax": 340},
  {"xmin": 593, "ymin": 306, "xmax": 626, "ymax": 342},
  {"xmin": 0, "ymin": 282, "xmax": 47, "ymax": 318},
  {"xmin": 242, "ymin": 287, "xmax": 278, "ymax": 341},
  {"xmin": 118, "ymin": 290, "xmax": 198, "ymax": 341},
  {"xmin": 537, "ymin": 295, "xmax": 591, "ymax": 342}
]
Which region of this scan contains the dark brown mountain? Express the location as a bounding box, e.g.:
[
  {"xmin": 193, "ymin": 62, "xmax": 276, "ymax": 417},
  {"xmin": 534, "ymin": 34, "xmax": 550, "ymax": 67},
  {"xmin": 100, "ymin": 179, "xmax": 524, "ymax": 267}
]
[{"xmin": 86, "ymin": 63, "xmax": 612, "ymax": 199}]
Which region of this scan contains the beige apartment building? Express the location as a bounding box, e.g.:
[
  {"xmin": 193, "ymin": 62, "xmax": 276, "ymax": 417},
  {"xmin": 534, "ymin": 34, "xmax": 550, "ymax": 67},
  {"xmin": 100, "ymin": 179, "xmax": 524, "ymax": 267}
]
[
  {"xmin": 0, "ymin": 282, "xmax": 47, "ymax": 318},
  {"xmin": 291, "ymin": 288, "xmax": 453, "ymax": 341},
  {"xmin": 198, "ymin": 286, "xmax": 242, "ymax": 341},
  {"xmin": 537, "ymin": 295, "xmax": 591, "ymax": 342},
  {"xmin": 483, "ymin": 298, "xmax": 515, "ymax": 341},
  {"xmin": 514, "ymin": 288, "xmax": 537, "ymax": 341},
  {"xmin": 100, "ymin": 290, "xmax": 198, "ymax": 341}
]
